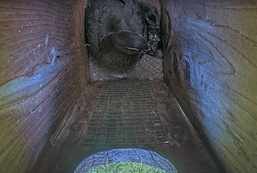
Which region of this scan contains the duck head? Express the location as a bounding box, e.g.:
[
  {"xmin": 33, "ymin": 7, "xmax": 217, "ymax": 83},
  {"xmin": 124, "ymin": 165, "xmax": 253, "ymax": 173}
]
[
  {"xmin": 148, "ymin": 29, "xmax": 160, "ymax": 42},
  {"xmin": 102, "ymin": 30, "xmax": 150, "ymax": 55},
  {"xmin": 139, "ymin": 2, "xmax": 160, "ymax": 29}
]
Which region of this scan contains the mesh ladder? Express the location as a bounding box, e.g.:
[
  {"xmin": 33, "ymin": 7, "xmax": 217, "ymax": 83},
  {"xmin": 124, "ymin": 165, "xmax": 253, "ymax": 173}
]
[{"xmin": 84, "ymin": 80, "xmax": 168, "ymax": 145}]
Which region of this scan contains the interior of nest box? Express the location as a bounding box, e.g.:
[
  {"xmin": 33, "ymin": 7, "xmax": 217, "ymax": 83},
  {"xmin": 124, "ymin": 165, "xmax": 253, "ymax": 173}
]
[{"xmin": 0, "ymin": 0, "xmax": 257, "ymax": 173}]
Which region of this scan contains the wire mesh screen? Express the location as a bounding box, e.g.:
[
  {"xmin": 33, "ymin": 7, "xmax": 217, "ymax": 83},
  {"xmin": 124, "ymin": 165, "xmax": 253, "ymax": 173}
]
[{"xmin": 84, "ymin": 80, "xmax": 168, "ymax": 145}]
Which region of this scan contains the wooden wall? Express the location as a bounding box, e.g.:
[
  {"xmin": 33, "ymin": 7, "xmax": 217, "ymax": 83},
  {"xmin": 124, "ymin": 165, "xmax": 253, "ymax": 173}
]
[
  {"xmin": 160, "ymin": 0, "xmax": 257, "ymax": 172},
  {"xmin": 0, "ymin": 0, "xmax": 89, "ymax": 172}
]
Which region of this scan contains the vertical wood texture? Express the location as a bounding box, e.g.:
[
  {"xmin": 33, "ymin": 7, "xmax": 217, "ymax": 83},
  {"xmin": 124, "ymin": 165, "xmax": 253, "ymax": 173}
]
[
  {"xmin": 0, "ymin": 0, "xmax": 89, "ymax": 172},
  {"xmin": 161, "ymin": 0, "xmax": 257, "ymax": 172},
  {"xmin": 1, "ymin": 0, "xmax": 257, "ymax": 173}
]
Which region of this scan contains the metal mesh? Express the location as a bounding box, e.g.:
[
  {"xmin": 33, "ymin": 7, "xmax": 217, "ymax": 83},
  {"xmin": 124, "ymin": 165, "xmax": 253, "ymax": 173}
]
[{"xmin": 84, "ymin": 80, "xmax": 168, "ymax": 145}]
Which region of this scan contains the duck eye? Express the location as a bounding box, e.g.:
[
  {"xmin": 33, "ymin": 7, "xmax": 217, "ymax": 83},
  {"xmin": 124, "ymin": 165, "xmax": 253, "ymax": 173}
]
[
  {"xmin": 146, "ymin": 17, "xmax": 155, "ymax": 26},
  {"xmin": 146, "ymin": 14, "xmax": 156, "ymax": 24}
]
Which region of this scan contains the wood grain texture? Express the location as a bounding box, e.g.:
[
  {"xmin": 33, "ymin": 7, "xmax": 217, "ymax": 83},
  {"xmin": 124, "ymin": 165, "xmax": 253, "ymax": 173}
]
[
  {"xmin": 30, "ymin": 81, "xmax": 103, "ymax": 173},
  {"xmin": 0, "ymin": 0, "xmax": 88, "ymax": 172},
  {"xmin": 161, "ymin": 0, "xmax": 257, "ymax": 173},
  {"xmin": 148, "ymin": 80, "xmax": 220, "ymax": 173}
]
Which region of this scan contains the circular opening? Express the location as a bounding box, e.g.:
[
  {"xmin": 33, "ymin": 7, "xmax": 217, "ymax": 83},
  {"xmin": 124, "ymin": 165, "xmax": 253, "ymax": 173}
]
[{"xmin": 74, "ymin": 148, "xmax": 177, "ymax": 173}]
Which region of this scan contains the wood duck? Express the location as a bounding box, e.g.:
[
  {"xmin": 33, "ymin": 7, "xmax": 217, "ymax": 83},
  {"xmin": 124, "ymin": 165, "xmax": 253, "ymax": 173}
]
[
  {"xmin": 139, "ymin": 2, "xmax": 162, "ymax": 59},
  {"xmin": 85, "ymin": 0, "xmax": 162, "ymax": 70},
  {"xmin": 138, "ymin": 2, "xmax": 160, "ymax": 30},
  {"xmin": 96, "ymin": 30, "xmax": 150, "ymax": 69}
]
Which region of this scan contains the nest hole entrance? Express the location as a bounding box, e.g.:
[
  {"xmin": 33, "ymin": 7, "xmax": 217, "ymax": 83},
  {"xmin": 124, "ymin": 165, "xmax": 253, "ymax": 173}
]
[{"xmin": 74, "ymin": 148, "xmax": 178, "ymax": 173}]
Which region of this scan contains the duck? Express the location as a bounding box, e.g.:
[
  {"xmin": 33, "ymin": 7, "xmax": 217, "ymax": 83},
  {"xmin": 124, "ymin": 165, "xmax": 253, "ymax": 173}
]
[
  {"xmin": 85, "ymin": 0, "xmax": 162, "ymax": 71},
  {"xmin": 138, "ymin": 1, "xmax": 160, "ymax": 30},
  {"xmin": 138, "ymin": 2, "xmax": 162, "ymax": 59},
  {"xmin": 96, "ymin": 30, "xmax": 150, "ymax": 69}
]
